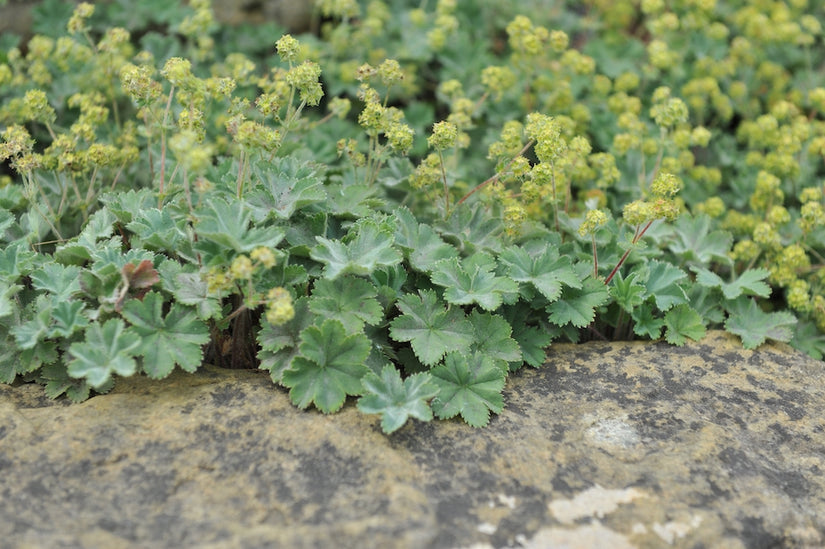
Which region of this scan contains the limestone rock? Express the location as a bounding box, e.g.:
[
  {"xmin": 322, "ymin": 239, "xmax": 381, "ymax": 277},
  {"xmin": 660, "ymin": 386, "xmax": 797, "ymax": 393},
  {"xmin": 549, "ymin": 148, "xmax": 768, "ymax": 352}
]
[{"xmin": 1, "ymin": 331, "xmax": 823, "ymax": 548}]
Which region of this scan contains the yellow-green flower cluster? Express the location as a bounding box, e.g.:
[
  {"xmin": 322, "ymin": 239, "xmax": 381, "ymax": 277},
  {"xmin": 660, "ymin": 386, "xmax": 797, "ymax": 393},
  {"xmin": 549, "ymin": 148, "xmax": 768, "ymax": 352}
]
[
  {"xmin": 650, "ymin": 88, "xmax": 689, "ymax": 128},
  {"xmin": 427, "ymin": 121, "xmax": 458, "ymax": 151},
  {"xmin": 317, "ymin": 0, "xmax": 360, "ymax": 20},
  {"xmin": 409, "ymin": 153, "xmax": 442, "ymax": 190},
  {"xmin": 67, "ymin": 2, "xmax": 94, "ymax": 35},
  {"xmin": 120, "ymin": 63, "xmax": 163, "ymax": 105},
  {"xmin": 525, "ymin": 113, "xmax": 566, "ymax": 163},
  {"xmin": 649, "ymin": 172, "xmax": 682, "ymax": 197},
  {"xmin": 578, "ymin": 209, "xmax": 609, "ymax": 237},
  {"xmin": 427, "ymin": 0, "xmax": 459, "ymax": 50},
  {"xmin": 488, "ymin": 121, "xmax": 525, "ymax": 167},
  {"xmin": 22, "ymin": 89, "xmax": 55, "ymax": 125},
  {"xmin": 169, "ymin": 130, "xmax": 214, "ymax": 174},
  {"xmin": 265, "ymin": 287, "xmax": 295, "ymax": 326},
  {"xmin": 234, "ymin": 120, "xmax": 282, "ymax": 153},
  {"xmin": 285, "ymin": 61, "xmax": 323, "ymax": 107},
  {"xmin": 506, "ymin": 15, "xmax": 549, "ymax": 59}
]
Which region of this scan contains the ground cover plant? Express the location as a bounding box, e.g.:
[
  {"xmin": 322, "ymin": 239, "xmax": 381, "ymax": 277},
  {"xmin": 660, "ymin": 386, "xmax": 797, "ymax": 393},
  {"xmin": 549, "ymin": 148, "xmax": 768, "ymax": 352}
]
[{"xmin": 1, "ymin": 0, "xmax": 824, "ymax": 432}]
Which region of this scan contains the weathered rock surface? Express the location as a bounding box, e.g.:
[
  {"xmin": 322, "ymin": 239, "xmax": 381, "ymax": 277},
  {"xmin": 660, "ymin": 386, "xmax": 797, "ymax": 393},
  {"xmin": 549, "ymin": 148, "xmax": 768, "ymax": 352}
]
[{"xmin": 1, "ymin": 331, "xmax": 824, "ymax": 548}]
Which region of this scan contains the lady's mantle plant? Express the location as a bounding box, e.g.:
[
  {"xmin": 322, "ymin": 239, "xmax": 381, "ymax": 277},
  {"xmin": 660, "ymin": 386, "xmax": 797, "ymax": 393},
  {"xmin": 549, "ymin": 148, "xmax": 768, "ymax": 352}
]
[{"xmin": 0, "ymin": 0, "xmax": 823, "ymax": 433}]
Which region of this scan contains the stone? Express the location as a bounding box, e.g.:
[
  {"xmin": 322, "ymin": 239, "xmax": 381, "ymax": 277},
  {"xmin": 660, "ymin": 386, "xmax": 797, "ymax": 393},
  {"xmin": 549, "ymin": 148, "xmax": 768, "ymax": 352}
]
[{"xmin": 1, "ymin": 331, "xmax": 823, "ymax": 548}]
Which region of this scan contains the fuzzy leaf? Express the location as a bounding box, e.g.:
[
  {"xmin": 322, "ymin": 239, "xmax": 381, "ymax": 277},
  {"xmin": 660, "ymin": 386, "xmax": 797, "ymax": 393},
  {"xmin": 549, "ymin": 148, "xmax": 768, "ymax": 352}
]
[
  {"xmin": 126, "ymin": 208, "xmax": 189, "ymax": 252},
  {"xmin": 49, "ymin": 301, "xmax": 90, "ymax": 338},
  {"xmin": 40, "ymin": 362, "xmax": 93, "ymax": 402},
  {"xmin": 393, "ymin": 207, "xmax": 458, "ymax": 272},
  {"xmin": 68, "ymin": 319, "xmax": 141, "ymax": 388},
  {"xmin": 430, "ymin": 352, "xmax": 505, "ymax": 428},
  {"xmin": 468, "ymin": 310, "xmax": 522, "ymax": 367},
  {"xmin": 195, "ymin": 197, "xmax": 285, "ymax": 253},
  {"xmin": 546, "ymin": 277, "xmax": 610, "ymax": 328},
  {"xmin": 438, "ymin": 204, "xmax": 503, "ymax": 254},
  {"xmin": 694, "ymin": 267, "xmax": 771, "ymax": 300},
  {"xmin": 389, "ymin": 290, "xmax": 475, "ymax": 366},
  {"xmin": 431, "ymin": 254, "xmax": 518, "ymax": 311},
  {"xmin": 631, "ymin": 305, "xmax": 665, "ymax": 339},
  {"xmin": 158, "ymin": 262, "xmax": 223, "ymax": 320},
  {"xmin": 246, "ymin": 157, "xmax": 327, "ymax": 221},
  {"xmin": 0, "ymin": 282, "xmax": 21, "ymax": 319},
  {"xmin": 644, "ymin": 260, "xmax": 689, "ymax": 311},
  {"xmin": 309, "ymin": 276, "xmax": 383, "ymax": 332},
  {"xmin": 725, "ymin": 299, "xmax": 797, "ymax": 349},
  {"xmin": 668, "ymin": 214, "xmax": 733, "ymax": 266},
  {"xmin": 29, "ymin": 263, "xmax": 82, "ymax": 302},
  {"xmin": 12, "ymin": 306, "xmax": 51, "ymax": 349},
  {"xmin": 790, "ymin": 321, "xmax": 825, "ymax": 360},
  {"xmin": 0, "ymin": 242, "xmax": 36, "ymax": 278},
  {"xmin": 512, "ymin": 323, "xmax": 552, "ymax": 367},
  {"xmin": 357, "ymin": 365, "xmax": 439, "ymax": 433},
  {"xmin": 609, "ymin": 270, "xmax": 646, "ymax": 313},
  {"xmin": 122, "ymin": 259, "xmax": 160, "ymax": 290},
  {"xmin": 120, "ymin": 292, "xmax": 209, "ymax": 378},
  {"xmin": 257, "ymin": 296, "xmax": 312, "ymax": 383},
  {"xmin": 282, "ymin": 319, "xmax": 371, "ymax": 413},
  {"xmin": 664, "ymin": 304, "xmax": 706, "ymax": 346},
  {"xmin": 311, "ymin": 222, "xmax": 402, "ymax": 279},
  {"xmin": 499, "ymin": 244, "xmax": 581, "ymax": 302}
]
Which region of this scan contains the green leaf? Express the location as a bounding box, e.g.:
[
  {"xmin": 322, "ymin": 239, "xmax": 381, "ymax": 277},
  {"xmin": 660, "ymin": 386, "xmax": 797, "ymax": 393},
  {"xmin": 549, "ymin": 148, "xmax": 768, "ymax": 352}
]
[
  {"xmin": 389, "ymin": 290, "xmax": 475, "ymax": 366},
  {"xmin": 126, "ymin": 208, "xmax": 189, "ymax": 252},
  {"xmin": 0, "ymin": 207, "xmax": 15, "ymax": 235},
  {"xmin": 667, "ymin": 214, "xmax": 733, "ymax": 266},
  {"xmin": 54, "ymin": 208, "xmax": 118, "ymax": 264},
  {"xmin": 694, "ymin": 267, "xmax": 771, "ymax": 300},
  {"xmin": 438, "ymin": 203, "xmax": 503, "ymax": 254},
  {"xmin": 790, "ymin": 320, "xmax": 825, "ymax": 360},
  {"xmin": 195, "ymin": 197, "xmax": 285, "ymax": 254},
  {"xmin": 325, "ymin": 183, "xmax": 385, "ymax": 217},
  {"xmin": 0, "ymin": 282, "xmax": 21, "ymax": 319},
  {"xmin": 609, "ymin": 270, "xmax": 646, "ymax": 313},
  {"xmin": 725, "ymin": 299, "xmax": 797, "ymax": 349},
  {"xmin": 309, "ymin": 276, "xmax": 383, "ymax": 333},
  {"xmin": 644, "ymin": 260, "xmax": 689, "ymax": 311},
  {"xmin": 68, "ymin": 319, "xmax": 142, "ymax": 388},
  {"xmin": 311, "ymin": 221, "xmax": 403, "ymax": 279},
  {"xmin": 503, "ymin": 304, "xmax": 553, "ymax": 368},
  {"xmin": 499, "ymin": 244, "xmax": 581, "ymax": 302},
  {"xmin": 546, "ymin": 278, "xmax": 609, "ymax": 328},
  {"xmin": 48, "ymin": 301, "xmax": 90, "ymax": 338},
  {"xmin": 99, "ymin": 188, "xmax": 156, "ymax": 224},
  {"xmin": 631, "ymin": 305, "xmax": 665, "ymax": 339},
  {"xmin": 120, "ymin": 292, "xmax": 210, "ymax": 379},
  {"xmin": 430, "ymin": 352, "xmax": 505, "ymax": 428},
  {"xmin": 0, "ymin": 242, "xmax": 36, "ymax": 278},
  {"xmin": 431, "ymin": 253, "xmax": 518, "ymax": 311},
  {"xmin": 246, "ymin": 157, "xmax": 327, "ymax": 221},
  {"xmin": 257, "ymin": 296, "xmax": 313, "ymax": 383},
  {"xmin": 40, "ymin": 362, "xmax": 93, "ymax": 402},
  {"xmin": 393, "ymin": 207, "xmax": 458, "ymax": 272},
  {"xmin": 29, "ymin": 263, "xmax": 82, "ymax": 302},
  {"xmin": 11, "ymin": 305, "xmax": 52, "ymax": 349},
  {"xmin": 158, "ymin": 261, "xmax": 223, "ymax": 320},
  {"xmin": 282, "ymin": 319, "xmax": 371, "ymax": 413},
  {"xmin": 664, "ymin": 304, "xmax": 706, "ymax": 346},
  {"xmin": 357, "ymin": 365, "xmax": 439, "ymax": 434},
  {"xmin": 468, "ymin": 310, "xmax": 521, "ymax": 367}
]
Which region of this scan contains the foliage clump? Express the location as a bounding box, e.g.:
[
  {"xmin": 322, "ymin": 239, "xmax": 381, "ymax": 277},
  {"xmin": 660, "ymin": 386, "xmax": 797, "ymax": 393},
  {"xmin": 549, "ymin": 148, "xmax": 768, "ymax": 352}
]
[{"xmin": 1, "ymin": 0, "xmax": 824, "ymax": 432}]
